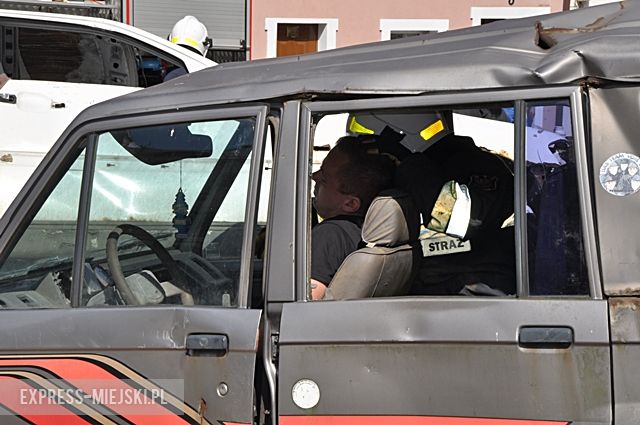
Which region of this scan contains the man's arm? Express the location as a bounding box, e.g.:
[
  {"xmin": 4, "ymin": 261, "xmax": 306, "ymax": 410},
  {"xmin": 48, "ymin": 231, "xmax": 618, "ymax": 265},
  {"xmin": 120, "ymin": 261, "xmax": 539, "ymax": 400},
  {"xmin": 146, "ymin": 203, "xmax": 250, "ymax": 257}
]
[
  {"xmin": 310, "ymin": 222, "xmax": 344, "ymax": 301},
  {"xmin": 310, "ymin": 220, "xmax": 361, "ymax": 300}
]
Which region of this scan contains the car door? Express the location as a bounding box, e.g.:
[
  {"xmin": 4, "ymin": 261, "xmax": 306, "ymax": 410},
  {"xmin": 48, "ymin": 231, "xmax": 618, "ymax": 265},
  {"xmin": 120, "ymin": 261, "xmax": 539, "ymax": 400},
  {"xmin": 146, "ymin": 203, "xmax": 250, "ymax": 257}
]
[
  {"xmin": 0, "ymin": 105, "xmax": 269, "ymax": 424},
  {"xmin": 0, "ymin": 79, "xmax": 139, "ymax": 215},
  {"xmin": 275, "ymin": 89, "xmax": 611, "ymax": 424}
]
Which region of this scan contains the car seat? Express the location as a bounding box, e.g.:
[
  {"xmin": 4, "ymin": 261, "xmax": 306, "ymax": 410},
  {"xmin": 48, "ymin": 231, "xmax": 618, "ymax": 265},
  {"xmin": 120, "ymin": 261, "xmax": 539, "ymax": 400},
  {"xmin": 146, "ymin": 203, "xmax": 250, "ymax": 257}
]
[{"xmin": 323, "ymin": 190, "xmax": 420, "ymax": 300}]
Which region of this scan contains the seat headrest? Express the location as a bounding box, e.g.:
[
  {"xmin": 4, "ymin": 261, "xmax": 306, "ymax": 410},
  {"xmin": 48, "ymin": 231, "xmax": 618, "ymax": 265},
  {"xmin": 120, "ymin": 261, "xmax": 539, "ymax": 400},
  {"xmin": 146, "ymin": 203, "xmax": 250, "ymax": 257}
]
[{"xmin": 362, "ymin": 190, "xmax": 420, "ymax": 248}]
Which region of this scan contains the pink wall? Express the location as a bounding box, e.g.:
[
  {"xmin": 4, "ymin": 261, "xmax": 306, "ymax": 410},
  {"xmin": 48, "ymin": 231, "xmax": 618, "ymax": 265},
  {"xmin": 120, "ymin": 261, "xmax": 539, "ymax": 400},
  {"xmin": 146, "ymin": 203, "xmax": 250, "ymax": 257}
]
[{"xmin": 250, "ymin": 0, "xmax": 566, "ymax": 59}]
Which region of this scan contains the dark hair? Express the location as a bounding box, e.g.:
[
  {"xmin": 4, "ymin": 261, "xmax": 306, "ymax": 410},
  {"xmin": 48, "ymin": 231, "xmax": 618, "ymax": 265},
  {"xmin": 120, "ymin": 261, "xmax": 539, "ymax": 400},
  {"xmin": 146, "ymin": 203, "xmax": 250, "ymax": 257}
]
[{"xmin": 331, "ymin": 136, "xmax": 395, "ymax": 214}]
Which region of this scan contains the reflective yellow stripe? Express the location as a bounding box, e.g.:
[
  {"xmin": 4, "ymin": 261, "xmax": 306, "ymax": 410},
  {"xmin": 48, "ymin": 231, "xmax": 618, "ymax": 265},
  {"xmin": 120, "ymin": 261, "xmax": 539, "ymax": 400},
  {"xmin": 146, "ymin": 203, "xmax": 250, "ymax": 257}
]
[
  {"xmin": 348, "ymin": 116, "xmax": 375, "ymax": 135},
  {"xmin": 171, "ymin": 37, "xmax": 199, "ymax": 48},
  {"xmin": 427, "ymin": 180, "xmax": 457, "ymax": 233},
  {"xmin": 420, "ymin": 119, "xmax": 445, "ymax": 141}
]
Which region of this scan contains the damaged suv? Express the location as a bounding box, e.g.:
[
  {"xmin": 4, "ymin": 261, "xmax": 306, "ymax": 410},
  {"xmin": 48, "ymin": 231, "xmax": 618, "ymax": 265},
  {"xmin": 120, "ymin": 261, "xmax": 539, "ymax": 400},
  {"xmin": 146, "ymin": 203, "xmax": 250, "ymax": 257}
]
[{"xmin": 0, "ymin": 2, "xmax": 638, "ymax": 425}]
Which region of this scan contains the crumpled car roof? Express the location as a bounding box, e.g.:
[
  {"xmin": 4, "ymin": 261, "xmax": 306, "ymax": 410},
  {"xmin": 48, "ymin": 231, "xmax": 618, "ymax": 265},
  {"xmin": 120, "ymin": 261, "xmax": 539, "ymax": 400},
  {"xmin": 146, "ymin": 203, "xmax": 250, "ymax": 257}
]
[{"xmin": 85, "ymin": 1, "xmax": 636, "ymax": 118}]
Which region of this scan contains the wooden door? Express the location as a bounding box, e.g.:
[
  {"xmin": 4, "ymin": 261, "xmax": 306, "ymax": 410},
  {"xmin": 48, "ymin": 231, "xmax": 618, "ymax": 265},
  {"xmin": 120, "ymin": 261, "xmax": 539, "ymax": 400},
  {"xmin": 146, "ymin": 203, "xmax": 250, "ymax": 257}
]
[{"xmin": 277, "ymin": 24, "xmax": 318, "ymax": 57}]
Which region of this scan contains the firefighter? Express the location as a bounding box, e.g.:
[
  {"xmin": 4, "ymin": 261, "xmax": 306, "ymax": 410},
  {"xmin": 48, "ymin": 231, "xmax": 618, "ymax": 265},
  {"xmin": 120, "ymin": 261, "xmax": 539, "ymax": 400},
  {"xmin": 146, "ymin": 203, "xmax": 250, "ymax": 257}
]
[
  {"xmin": 165, "ymin": 16, "xmax": 211, "ymax": 81},
  {"xmin": 395, "ymin": 132, "xmax": 516, "ymax": 296},
  {"xmin": 347, "ymin": 111, "xmax": 516, "ymax": 296},
  {"xmin": 169, "ymin": 15, "xmax": 210, "ymax": 56}
]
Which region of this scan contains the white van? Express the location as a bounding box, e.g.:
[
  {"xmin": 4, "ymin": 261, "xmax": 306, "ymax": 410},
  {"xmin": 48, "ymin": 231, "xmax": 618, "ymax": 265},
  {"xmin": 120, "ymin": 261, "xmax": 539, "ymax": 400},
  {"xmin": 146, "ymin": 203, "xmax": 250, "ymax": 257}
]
[{"xmin": 0, "ymin": 9, "xmax": 216, "ymax": 214}]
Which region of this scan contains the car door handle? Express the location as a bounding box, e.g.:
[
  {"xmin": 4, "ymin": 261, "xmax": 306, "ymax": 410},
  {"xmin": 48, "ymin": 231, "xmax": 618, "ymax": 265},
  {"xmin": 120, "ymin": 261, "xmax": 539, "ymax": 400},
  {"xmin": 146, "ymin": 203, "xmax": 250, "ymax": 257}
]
[
  {"xmin": 518, "ymin": 326, "xmax": 573, "ymax": 349},
  {"xmin": 186, "ymin": 334, "xmax": 228, "ymax": 356},
  {"xmin": 0, "ymin": 92, "xmax": 64, "ymax": 108},
  {"xmin": 0, "ymin": 93, "xmax": 16, "ymax": 104}
]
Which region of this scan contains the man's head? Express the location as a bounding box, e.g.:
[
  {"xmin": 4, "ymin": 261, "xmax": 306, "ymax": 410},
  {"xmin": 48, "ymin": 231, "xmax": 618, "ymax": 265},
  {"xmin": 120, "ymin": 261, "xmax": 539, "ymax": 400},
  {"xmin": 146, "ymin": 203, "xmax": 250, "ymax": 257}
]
[{"xmin": 312, "ymin": 136, "xmax": 395, "ymax": 219}]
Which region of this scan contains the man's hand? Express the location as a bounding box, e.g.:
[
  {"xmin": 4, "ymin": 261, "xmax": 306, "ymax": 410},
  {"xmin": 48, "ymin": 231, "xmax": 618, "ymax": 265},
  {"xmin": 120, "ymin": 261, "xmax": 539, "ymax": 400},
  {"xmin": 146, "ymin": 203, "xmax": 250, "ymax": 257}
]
[
  {"xmin": 310, "ymin": 278, "xmax": 327, "ymax": 300},
  {"xmin": 0, "ymin": 73, "xmax": 9, "ymax": 90}
]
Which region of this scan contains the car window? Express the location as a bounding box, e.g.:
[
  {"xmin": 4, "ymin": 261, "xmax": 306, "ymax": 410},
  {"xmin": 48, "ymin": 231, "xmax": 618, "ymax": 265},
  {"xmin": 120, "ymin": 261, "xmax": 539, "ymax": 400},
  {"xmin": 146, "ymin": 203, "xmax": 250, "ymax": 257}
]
[
  {"xmin": 136, "ymin": 48, "xmax": 185, "ymax": 87},
  {"xmin": 0, "ymin": 147, "xmax": 86, "ymax": 308},
  {"xmin": 525, "ymin": 100, "xmax": 588, "ymax": 295},
  {"xmin": 1, "ymin": 24, "xmax": 184, "ymax": 88},
  {"xmin": 0, "ymin": 116, "xmax": 264, "ymax": 309},
  {"xmin": 309, "ymin": 99, "xmax": 589, "ymax": 300},
  {"xmin": 82, "ymin": 119, "xmax": 256, "ymax": 307}
]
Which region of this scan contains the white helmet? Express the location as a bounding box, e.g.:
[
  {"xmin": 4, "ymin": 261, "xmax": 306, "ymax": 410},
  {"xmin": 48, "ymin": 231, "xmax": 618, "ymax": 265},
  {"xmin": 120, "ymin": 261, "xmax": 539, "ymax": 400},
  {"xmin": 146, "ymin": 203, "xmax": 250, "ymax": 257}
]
[{"xmin": 169, "ymin": 16, "xmax": 210, "ymax": 56}]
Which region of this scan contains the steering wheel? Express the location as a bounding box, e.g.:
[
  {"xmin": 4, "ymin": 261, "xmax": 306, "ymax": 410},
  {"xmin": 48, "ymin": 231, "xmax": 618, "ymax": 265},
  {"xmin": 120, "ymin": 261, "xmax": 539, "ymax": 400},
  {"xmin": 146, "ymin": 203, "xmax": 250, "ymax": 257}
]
[{"xmin": 106, "ymin": 224, "xmax": 191, "ymax": 305}]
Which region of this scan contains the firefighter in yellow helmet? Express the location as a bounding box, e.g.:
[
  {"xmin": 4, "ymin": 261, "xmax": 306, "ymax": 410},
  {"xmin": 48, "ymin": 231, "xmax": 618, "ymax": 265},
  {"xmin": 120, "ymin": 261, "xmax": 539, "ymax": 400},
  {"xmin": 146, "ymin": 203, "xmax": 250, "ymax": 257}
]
[
  {"xmin": 169, "ymin": 16, "xmax": 210, "ymax": 56},
  {"xmin": 165, "ymin": 16, "xmax": 211, "ymax": 81},
  {"xmin": 348, "ymin": 111, "xmax": 516, "ymax": 296}
]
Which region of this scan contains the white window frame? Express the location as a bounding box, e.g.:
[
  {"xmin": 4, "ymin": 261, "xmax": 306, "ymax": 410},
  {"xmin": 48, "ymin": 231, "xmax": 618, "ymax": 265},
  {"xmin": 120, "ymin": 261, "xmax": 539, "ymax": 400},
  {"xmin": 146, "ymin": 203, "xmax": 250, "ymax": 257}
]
[
  {"xmin": 470, "ymin": 7, "xmax": 551, "ymax": 26},
  {"xmin": 264, "ymin": 18, "xmax": 339, "ymax": 59},
  {"xmin": 379, "ymin": 19, "xmax": 449, "ymax": 41}
]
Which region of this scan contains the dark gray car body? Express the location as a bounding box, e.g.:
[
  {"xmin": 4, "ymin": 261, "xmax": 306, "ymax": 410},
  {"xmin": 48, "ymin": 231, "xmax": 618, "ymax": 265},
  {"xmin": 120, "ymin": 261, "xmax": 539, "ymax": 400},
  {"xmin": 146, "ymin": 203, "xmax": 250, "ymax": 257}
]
[{"xmin": 0, "ymin": 2, "xmax": 639, "ymax": 424}]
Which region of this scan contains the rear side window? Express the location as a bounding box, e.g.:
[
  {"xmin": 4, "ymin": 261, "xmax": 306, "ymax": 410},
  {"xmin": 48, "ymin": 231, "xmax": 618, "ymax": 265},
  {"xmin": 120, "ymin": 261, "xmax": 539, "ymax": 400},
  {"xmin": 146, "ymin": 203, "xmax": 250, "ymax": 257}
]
[
  {"xmin": 1, "ymin": 24, "xmax": 183, "ymax": 88},
  {"xmin": 308, "ymin": 98, "xmax": 590, "ymax": 300},
  {"xmin": 525, "ymin": 100, "xmax": 589, "ymax": 295}
]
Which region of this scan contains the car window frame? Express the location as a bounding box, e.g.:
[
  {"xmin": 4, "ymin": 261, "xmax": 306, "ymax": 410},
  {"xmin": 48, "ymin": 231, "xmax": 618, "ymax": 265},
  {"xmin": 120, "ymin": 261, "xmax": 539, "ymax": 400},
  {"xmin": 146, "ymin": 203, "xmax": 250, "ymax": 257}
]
[{"xmin": 298, "ymin": 86, "xmax": 601, "ymax": 301}]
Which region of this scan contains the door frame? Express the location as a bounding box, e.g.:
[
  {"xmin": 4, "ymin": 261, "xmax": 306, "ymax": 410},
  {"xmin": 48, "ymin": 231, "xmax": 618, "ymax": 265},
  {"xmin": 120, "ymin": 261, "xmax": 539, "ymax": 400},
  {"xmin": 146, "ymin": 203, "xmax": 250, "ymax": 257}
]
[{"xmin": 0, "ymin": 104, "xmax": 270, "ymax": 424}]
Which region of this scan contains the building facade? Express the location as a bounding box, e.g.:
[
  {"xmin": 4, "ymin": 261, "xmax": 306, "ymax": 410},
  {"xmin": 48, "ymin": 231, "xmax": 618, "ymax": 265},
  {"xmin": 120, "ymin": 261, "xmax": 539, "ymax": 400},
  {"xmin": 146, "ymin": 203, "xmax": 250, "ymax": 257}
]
[
  {"xmin": 249, "ymin": 0, "xmax": 569, "ymax": 60},
  {"xmin": 0, "ymin": 0, "xmax": 621, "ymax": 63}
]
